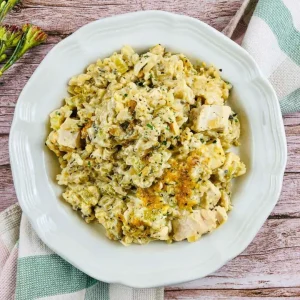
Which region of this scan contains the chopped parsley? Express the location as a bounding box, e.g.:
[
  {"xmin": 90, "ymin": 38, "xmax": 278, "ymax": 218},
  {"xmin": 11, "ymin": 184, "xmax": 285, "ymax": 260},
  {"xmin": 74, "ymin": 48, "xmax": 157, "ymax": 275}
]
[
  {"xmin": 124, "ymin": 93, "xmax": 128, "ymax": 97},
  {"xmin": 162, "ymin": 141, "xmax": 167, "ymax": 145},
  {"xmin": 147, "ymin": 124, "xmax": 154, "ymax": 130}
]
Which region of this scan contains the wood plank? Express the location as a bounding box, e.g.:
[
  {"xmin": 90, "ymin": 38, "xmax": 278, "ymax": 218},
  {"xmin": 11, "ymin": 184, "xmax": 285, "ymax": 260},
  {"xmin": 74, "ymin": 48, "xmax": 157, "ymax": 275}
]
[
  {"xmin": 0, "ymin": 135, "xmax": 9, "ymax": 166},
  {"xmin": 21, "ymin": 0, "xmax": 135, "ymax": 7},
  {"xmin": 0, "ymin": 167, "xmax": 17, "ymax": 213},
  {"xmin": 168, "ymin": 218, "xmax": 300, "ymax": 290},
  {"xmin": 0, "ymin": 107, "xmax": 14, "ymax": 134},
  {"xmin": 0, "ymin": 95, "xmax": 22, "ymax": 107},
  {"xmin": 0, "ymin": 61, "xmax": 45, "ymax": 90},
  {"xmin": 270, "ymin": 172, "xmax": 300, "ymax": 218},
  {"xmin": 165, "ymin": 288, "xmax": 300, "ymax": 299},
  {"xmin": 283, "ymin": 113, "xmax": 300, "ymax": 127},
  {"xmin": 3, "ymin": 0, "xmax": 243, "ymax": 35},
  {"xmin": 286, "ymin": 126, "xmax": 300, "ymax": 173}
]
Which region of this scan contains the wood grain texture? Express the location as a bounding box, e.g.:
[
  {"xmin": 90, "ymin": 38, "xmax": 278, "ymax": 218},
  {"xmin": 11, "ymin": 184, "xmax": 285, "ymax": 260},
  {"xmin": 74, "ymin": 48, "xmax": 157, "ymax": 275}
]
[
  {"xmin": 0, "ymin": 167, "xmax": 17, "ymax": 213},
  {"xmin": 167, "ymin": 218, "xmax": 300, "ymax": 290},
  {"xmin": 0, "ymin": 135, "xmax": 9, "ymax": 166},
  {"xmin": 283, "ymin": 113, "xmax": 300, "ymax": 127},
  {"xmin": 270, "ymin": 173, "xmax": 300, "ymax": 218},
  {"xmin": 2, "ymin": 0, "xmax": 243, "ymax": 34},
  {"xmin": 0, "ymin": 107, "xmax": 14, "ymax": 134},
  {"xmin": 165, "ymin": 288, "xmax": 300, "ymax": 299},
  {"xmin": 285, "ymin": 126, "xmax": 300, "ymax": 172},
  {"xmin": 0, "ymin": 1, "xmax": 300, "ymax": 298}
]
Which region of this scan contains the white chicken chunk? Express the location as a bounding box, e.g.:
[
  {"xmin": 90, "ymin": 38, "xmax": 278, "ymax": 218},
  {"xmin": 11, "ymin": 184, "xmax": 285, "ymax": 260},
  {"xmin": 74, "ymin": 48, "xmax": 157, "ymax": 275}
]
[
  {"xmin": 215, "ymin": 206, "xmax": 228, "ymax": 224},
  {"xmin": 200, "ymin": 181, "xmax": 221, "ymax": 209},
  {"xmin": 57, "ymin": 118, "xmax": 81, "ymax": 149},
  {"xmin": 152, "ymin": 226, "xmax": 169, "ymax": 240},
  {"xmin": 205, "ymin": 139, "xmax": 225, "ymax": 169},
  {"xmin": 173, "ymin": 210, "xmax": 217, "ymax": 242},
  {"xmin": 192, "ymin": 105, "xmax": 231, "ymax": 133},
  {"xmin": 220, "ymin": 191, "xmax": 231, "ymax": 211}
]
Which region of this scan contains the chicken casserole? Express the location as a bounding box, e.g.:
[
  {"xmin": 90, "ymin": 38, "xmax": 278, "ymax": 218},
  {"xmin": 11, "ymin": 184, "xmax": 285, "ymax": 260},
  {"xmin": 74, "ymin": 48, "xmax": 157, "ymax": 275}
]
[{"xmin": 46, "ymin": 45, "xmax": 246, "ymax": 245}]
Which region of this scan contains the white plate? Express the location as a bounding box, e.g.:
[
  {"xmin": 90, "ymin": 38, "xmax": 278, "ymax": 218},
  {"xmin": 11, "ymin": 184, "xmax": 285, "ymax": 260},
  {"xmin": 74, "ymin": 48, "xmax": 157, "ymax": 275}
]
[{"xmin": 10, "ymin": 11, "xmax": 287, "ymax": 288}]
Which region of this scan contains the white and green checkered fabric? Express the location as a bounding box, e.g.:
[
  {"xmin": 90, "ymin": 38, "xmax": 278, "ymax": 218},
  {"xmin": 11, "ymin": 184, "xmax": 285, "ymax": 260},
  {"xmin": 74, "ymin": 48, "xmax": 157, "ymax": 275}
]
[{"xmin": 242, "ymin": 0, "xmax": 300, "ymax": 114}]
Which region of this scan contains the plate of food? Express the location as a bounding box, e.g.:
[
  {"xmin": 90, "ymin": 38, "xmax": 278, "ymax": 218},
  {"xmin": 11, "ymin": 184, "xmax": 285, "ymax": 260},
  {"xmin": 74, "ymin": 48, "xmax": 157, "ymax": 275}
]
[{"xmin": 10, "ymin": 10, "xmax": 287, "ymax": 287}]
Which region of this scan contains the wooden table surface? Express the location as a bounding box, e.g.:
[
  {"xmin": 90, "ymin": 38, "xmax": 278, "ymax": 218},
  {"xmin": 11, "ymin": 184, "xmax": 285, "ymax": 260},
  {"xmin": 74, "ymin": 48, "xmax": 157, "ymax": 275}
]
[{"xmin": 1, "ymin": 1, "xmax": 300, "ymax": 299}]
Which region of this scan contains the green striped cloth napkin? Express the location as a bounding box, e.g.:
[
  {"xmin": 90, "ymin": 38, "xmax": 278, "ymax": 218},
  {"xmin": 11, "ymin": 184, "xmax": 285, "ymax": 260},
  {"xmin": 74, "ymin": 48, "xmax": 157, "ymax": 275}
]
[
  {"xmin": 225, "ymin": 0, "xmax": 300, "ymax": 114},
  {"xmin": 0, "ymin": 205, "xmax": 164, "ymax": 300},
  {"xmin": 1, "ymin": 0, "xmax": 299, "ymax": 299}
]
